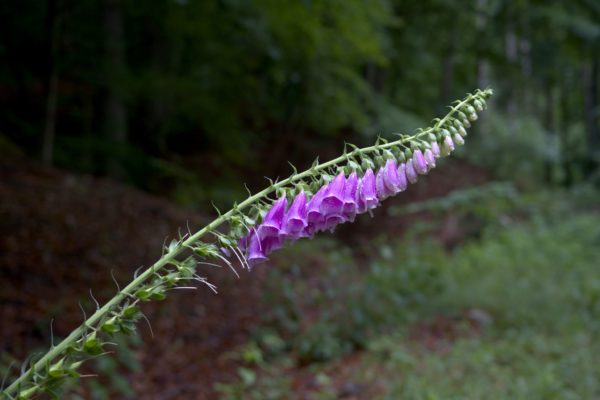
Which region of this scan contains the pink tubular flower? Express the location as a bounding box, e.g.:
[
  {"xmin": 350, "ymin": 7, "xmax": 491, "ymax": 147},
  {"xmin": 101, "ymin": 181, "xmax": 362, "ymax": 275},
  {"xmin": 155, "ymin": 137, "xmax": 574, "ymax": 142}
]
[
  {"xmin": 406, "ymin": 159, "xmax": 418, "ymax": 184},
  {"xmin": 395, "ymin": 163, "xmax": 408, "ymax": 192},
  {"xmin": 413, "ymin": 149, "xmax": 428, "ymax": 175},
  {"xmin": 321, "ymin": 173, "xmax": 345, "ymax": 215},
  {"xmin": 358, "ymin": 168, "xmax": 378, "ymax": 213},
  {"xmin": 247, "ymin": 232, "xmax": 267, "ymax": 266},
  {"xmin": 376, "ymin": 167, "xmax": 392, "ymax": 200},
  {"xmin": 304, "ymin": 184, "xmax": 329, "ymax": 237},
  {"xmin": 280, "ymin": 191, "xmax": 307, "ymax": 240},
  {"xmin": 431, "ymin": 141, "xmax": 441, "ymax": 158},
  {"xmin": 383, "ymin": 159, "xmax": 402, "ymax": 194},
  {"xmin": 442, "ymin": 136, "xmax": 454, "ymax": 156},
  {"xmin": 306, "ymin": 184, "xmax": 328, "ymax": 226},
  {"xmin": 342, "ymin": 172, "xmax": 359, "ymax": 222},
  {"xmin": 257, "ymin": 196, "xmax": 287, "ymax": 240},
  {"xmin": 424, "ymin": 149, "xmax": 436, "ymax": 169}
]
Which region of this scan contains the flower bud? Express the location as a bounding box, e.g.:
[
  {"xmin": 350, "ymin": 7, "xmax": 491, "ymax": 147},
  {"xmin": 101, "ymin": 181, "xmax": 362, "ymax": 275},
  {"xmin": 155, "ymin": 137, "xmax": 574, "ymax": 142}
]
[
  {"xmin": 431, "ymin": 141, "xmax": 441, "ymax": 158},
  {"xmin": 405, "ymin": 159, "xmax": 418, "ymax": 183},
  {"xmin": 453, "ymin": 133, "xmax": 465, "ymax": 146},
  {"xmin": 424, "ymin": 149, "xmax": 436, "ymax": 169},
  {"xmin": 442, "ymin": 135, "xmax": 454, "ymax": 156},
  {"xmin": 474, "ymin": 99, "xmax": 484, "ymax": 112},
  {"xmin": 396, "ymin": 163, "xmax": 408, "ymax": 191}
]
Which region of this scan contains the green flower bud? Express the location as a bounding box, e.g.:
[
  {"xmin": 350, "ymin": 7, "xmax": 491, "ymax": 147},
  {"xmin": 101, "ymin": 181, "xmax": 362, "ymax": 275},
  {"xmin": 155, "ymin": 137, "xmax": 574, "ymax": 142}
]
[
  {"xmin": 474, "ymin": 99, "xmax": 484, "ymax": 112},
  {"xmin": 361, "ymin": 158, "xmax": 375, "ymax": 171}
]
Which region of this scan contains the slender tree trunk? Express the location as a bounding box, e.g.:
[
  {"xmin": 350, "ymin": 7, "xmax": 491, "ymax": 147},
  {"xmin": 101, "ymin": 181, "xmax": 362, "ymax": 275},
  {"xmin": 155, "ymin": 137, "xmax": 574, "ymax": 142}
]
[
  {"xmin": 441, "ymin": 41, "xmax": 454, "ymax": 102},
  {"xmin": 41, "ymin": 0, "xmax": 61, "ymax": 164},
  {"xmin": 103, "ymin": 0, "xmax": 128, "ymax": 178},
  {"xmin": 505, "ymin": 28, "xmax": 518, "ymax": 121},
  {"xmin": 584, "ymin": 57, "xmax": 599, "ymax": 176}
]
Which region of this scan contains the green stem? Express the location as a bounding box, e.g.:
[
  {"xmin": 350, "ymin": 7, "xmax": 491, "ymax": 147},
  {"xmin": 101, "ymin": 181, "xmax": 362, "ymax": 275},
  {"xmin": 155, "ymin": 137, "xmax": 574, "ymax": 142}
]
[{"xmin": 3, "ymin": 89, "xmax": 489, "ymax": 397}]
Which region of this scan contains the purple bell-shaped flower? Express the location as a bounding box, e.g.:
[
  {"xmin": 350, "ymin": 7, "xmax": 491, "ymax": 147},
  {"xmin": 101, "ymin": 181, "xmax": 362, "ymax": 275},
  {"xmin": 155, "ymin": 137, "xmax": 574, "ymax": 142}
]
[
  {"xmin": 396, "ymin": 163, "xmax": 408, "ymax": 192},
  {"xmin": 424, "ymin": 149, "xmax": 436, "ymax": 169},
  {"xmin": 376, "ymin": 167, "xmax": 392, "ymax": 200},
  {"xmin": 247, "ymin": 232, "xmax": 267, "ymax": 266},
  {"xmin": 406, "ymin": 159, "xmax": 418, "ymax": 184},
  {"xmin": 383, "ymin": 159, "xmax": 403, "ymax": 194},
  {"xmin": 305, "ymin": 184, "xmax": 329, "ymax": 235},
  {"xmin": 321, "ymin": 173, "xmax": 345, "ymax": 216},
  {"xmin": 431, "ymin": 141, "xmax": 441, "ymax": 158},
  {"xmin": 342, "ymin": 172, "xmax": 358, "ymax": 222},
  {"xmin": 280, "ymin": 191, "xmax": 307, "ymax": 240},
  {"xmin": 257, "ymin": 196, "xmax": 287, "ymax": 240},
  {"xmin": 413, "ymin": 149, "xmax": 428, "ymax": 175},
  {"xmin": 358, "ymin": 168, "xmax": 378, "ymax": 213},
  {"xmin": 442, "ymin": 136, "xmax": 454, "ymax": 156}
]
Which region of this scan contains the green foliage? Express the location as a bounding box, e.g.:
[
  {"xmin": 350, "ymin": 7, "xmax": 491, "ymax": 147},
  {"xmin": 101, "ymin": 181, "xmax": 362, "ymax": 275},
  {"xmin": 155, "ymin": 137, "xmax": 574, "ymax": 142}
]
[
  {"xmin": 259, "ymin": 237, "xmax": 448, "ymax": 364},
  {"xmin": 369, "ymin": 331, "xmax": 600, "ymax": 400},
  {"xmin": 464, "ymin": 113, "xmax": 561, "ymax": 188},
  {"xmin": 439, "ymin": 214, "xmax": 600, "ymax": 332},
  {"xmin": 221, "ymin": 198, "xmax": 600, "ymax": 399}
]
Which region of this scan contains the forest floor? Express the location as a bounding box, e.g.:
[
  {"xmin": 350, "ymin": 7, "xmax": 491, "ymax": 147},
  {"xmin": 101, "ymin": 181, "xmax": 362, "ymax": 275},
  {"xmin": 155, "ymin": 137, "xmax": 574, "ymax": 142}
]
[{"xmin": 0, "ymin": 155, "xmax": 488, "ymax": 399}]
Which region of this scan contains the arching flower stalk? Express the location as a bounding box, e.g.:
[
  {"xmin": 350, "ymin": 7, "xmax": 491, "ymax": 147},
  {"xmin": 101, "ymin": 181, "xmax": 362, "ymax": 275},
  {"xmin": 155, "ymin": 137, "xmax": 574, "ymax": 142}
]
[
  {"xmin": 1, "ymin": 89, "xmax": 492, "ymax": 399},
  {"xmin": 236, "ymin": 95, "xmax": 483, "ymax": 265}
]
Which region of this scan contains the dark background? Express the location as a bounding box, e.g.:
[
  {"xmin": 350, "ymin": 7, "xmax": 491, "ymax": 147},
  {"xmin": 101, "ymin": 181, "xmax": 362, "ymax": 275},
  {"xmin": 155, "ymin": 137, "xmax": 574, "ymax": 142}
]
[{"xmin": 1, "ymin": 0, "xmax": 599, "ymax": 399}]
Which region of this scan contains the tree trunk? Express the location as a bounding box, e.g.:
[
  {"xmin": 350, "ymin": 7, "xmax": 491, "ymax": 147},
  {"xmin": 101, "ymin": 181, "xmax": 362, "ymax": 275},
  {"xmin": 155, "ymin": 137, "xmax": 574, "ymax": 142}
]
[
  {"xmin": 41, "ymin": 0, "xmax": 61, "ymax": 164},
  {"xmin": 584, "ymin": 57, "xmax": 599, "ymax": 176},
  {"xmin": 103, "ymin": 0, "xmax": 128, "ymax": 178}
]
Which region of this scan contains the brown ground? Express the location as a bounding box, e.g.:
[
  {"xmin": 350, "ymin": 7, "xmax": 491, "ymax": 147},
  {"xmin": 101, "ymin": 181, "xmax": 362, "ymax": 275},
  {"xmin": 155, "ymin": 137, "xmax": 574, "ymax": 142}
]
[{"xmin": 0, "ymin": 156, "xmax": 488, "ymax": 399}]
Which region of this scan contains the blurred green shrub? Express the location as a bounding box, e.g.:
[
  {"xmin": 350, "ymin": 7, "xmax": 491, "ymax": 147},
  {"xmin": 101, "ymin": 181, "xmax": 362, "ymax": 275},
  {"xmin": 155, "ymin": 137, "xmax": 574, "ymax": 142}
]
[
  {"xmin": 218, "ymin": 198, "xmax": 600, "ymax": 398},
  {"xmin": 465, "ymin": 112, "xmax": 562, "ymax": 188},
  {"xmin": 259, "ymin": 238, "xmax": 447, "ymax": 364}
]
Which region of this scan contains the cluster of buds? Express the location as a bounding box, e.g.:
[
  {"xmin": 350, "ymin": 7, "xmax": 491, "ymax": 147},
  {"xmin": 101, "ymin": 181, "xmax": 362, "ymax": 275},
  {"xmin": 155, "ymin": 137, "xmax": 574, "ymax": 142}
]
[{"xmin": 237, "ymin": 95, "xmax": 485, "ymax": 266}]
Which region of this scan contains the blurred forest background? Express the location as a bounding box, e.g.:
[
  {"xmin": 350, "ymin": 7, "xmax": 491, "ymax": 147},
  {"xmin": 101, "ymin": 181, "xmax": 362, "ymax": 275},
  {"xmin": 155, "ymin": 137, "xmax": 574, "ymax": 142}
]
[{"xmin": 1, "ymin": 0, "xmax": 599, "ymax": 399}]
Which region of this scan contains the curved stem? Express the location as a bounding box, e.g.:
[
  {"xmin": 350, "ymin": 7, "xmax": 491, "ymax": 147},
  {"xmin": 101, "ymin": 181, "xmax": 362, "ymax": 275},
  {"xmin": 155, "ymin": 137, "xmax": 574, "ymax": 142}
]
[{"xmin": 3, "ymin": 89, "xmax": 489, "ymax": 397}]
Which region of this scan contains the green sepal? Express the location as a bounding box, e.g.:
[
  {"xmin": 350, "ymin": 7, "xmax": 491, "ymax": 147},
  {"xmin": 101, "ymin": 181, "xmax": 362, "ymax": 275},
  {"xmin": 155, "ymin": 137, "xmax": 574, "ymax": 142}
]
[
  {"xmin": 361, "ymin": 157, "xmax": 375, "ymax": 171},
  {"xmin": 149, "ymin": 287, "xmax": 166, "ymax": 301},
  {"xmin": 83, "ymin": 332, "xmax": 103, "ymax": 355},
  {"xmin": 101, "ymin": 317, "xmax": 120, "ymax": 334},
  {"xmin": 135, "ymin": 288, "xmax": 151, "ymax": 301},
  {"xmin": 47, "ymin": 358, "xmax": 65, "ymax": 378},
  {"xmin": 193, "ymin": 242, "xmax": 219, "ymax": 259}
]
